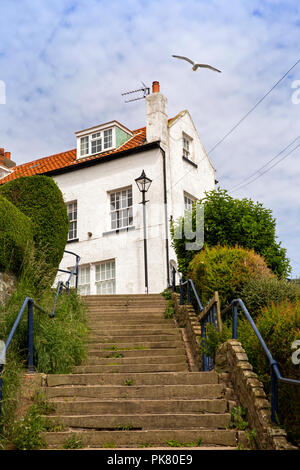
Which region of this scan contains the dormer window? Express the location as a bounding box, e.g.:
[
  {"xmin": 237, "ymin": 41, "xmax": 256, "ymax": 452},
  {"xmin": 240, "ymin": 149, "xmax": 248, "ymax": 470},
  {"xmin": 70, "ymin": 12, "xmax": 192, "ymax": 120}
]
[{"xmin": 76, "ymin": 121, "xmax": 132, "ymax": 160}]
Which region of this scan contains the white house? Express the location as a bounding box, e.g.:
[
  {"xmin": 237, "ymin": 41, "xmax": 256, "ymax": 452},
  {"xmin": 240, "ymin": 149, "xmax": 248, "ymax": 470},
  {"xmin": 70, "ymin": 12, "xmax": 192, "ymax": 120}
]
[{"xmin": 0, "ymin": 82, "xmax": 216, "ymax": 294}]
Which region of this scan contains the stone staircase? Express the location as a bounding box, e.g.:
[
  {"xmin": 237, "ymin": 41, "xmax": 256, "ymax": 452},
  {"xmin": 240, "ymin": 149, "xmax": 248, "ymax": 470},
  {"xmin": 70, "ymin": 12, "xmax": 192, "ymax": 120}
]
[{"xmin": 43, "ymin": 294, "xmax": 244, "ymax": 449}]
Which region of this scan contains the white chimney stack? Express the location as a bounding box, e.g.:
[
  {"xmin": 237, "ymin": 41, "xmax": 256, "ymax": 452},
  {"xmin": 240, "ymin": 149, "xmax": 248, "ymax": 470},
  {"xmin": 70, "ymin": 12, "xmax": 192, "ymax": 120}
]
[{"xmin": 146, "ymin": 81, "xmax": 168, "ymax": 147}]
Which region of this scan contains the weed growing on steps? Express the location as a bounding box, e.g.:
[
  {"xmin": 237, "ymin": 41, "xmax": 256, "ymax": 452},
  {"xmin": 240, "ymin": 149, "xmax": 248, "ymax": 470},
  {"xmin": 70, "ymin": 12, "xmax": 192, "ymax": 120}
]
[
  {"xmin": 164, "ymin": 300, "xmax": 175, "ymax": 319},
  {"xmin": 63, "ymin": 434, "xmax": 84, "ymax": 449},
  {"xmin": 117, "ymin": 423, "xmax": 134, "ymax": 431},
  {"xmin": 9, "ymin": 392, "xmax": 61, "ymax": 450},
  {"xmin": 124, "ymin": 379, "xmax": 134, "ymax": 386},
  {"xmin": 102, "ymin": 442, "xmax": 116, "ymax": 448},
  {"xmin": 166, "ymin": 438, "xmax": 203, "ymax": 447},
  {"xmin": 229, "ymin": 406, "xmax": 249, "ymax": 431}
]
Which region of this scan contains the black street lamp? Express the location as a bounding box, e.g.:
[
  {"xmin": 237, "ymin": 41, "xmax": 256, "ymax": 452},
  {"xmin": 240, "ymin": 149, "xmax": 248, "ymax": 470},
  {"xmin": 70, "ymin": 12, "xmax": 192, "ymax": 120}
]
[{"xmin": 135, "ymin": 170, "xmax": 152, "ymax": 294}]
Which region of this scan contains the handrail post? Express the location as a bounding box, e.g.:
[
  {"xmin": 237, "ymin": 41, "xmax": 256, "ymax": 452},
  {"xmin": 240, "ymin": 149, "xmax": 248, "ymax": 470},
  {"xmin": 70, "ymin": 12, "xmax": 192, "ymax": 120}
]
[
  {"xmin": 172, "ymin": 267, "xmax": 176, "ymax": 292},
  {"xmin": 187, "ymin": 281, "xmax": 191, "ymax": 304},
  {"xmin": 232, "ymin": 302, "xmax": 238, "ymax": 340},
  {"xmin": 180, "ymin": 279, "xmax": 184, "ymax": 305},
  {"xmin": 271, "ymin": 364, "xmax": 279, "ymax": 423},
  {"xmin": 28, "ymin": 299, "xmax": 34, "ymax": 373},
  {"xmin": 0, "ymin": 364, "xmax": 3, "ymax": 418}
]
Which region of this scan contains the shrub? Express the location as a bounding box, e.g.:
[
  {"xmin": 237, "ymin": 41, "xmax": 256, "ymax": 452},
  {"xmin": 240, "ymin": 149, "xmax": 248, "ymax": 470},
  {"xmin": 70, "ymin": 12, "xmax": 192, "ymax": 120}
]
[
  {"xmin": 171, "ymin": 188, "xmax": 291, "ymax": 277},
  {"xmin": 238, "ymin": 301, "xmax": 300, "ymax": 445},
  {"xmin": 240, "ymin": 276, "xmax": 300, "ymax": 319},
  {"xmin": 188, "ymin": 245, "xmax": 273, "ymax": 307},
  {"xmin": 0, "ymin": 176, "xmax": 69, "ymax": 278},
  {"xmin": 0, "ymin": 195, "xmax": 33, "ymax": 276}
]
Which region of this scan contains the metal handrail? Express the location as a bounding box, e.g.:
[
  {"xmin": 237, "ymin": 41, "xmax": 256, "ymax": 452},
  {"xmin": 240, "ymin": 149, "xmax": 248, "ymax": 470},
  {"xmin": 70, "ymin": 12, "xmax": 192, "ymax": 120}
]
[
  {"xmin": 51, "ymin": 250, "xmax": 80, "ymax": 317},
  {"xmin": 230, "ymin": 298, "xmax": 300, "ymax": 423},
  {"xmin": 0, "ymin": 297, "xmax": 49, "ymax": 417},
  {"xmin": 0, "ymin": 250, "xmax": 80, "ymax": 418}
]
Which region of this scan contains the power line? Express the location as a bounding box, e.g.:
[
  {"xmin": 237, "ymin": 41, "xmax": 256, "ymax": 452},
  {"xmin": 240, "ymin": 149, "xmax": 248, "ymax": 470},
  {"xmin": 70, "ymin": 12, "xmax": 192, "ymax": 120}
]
[
  {"xmin": 207, "ymin": 58, "xmax": 300, "ymax": 155},
  {"xmin": 228, "ymin": 135, "xmax": 300, "ymax": 192},
  {"xmin": 229, "ymin": 140, "xmax": 300, "ymax": 194}
]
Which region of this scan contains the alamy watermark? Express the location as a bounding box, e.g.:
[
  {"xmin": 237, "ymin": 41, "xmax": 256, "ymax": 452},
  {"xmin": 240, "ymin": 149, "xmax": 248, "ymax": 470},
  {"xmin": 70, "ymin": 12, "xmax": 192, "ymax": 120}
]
[
  {"xmin": 291, "ymin": 340, "xmax": 300, "ymax": 365},
  {"xmin": 0, "ymin": 80, "xmax": 6, "ymax": 104},
  {"xmin": 291, "ymin": 80, "xmax": 300, "ymax": 104}
]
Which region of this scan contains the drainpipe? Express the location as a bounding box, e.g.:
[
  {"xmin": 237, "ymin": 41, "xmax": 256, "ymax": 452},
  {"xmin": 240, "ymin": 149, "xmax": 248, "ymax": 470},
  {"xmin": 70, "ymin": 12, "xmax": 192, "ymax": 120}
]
[{"xmin": 158, "ymin": 145, "xmax": 170, "ymax": 287}]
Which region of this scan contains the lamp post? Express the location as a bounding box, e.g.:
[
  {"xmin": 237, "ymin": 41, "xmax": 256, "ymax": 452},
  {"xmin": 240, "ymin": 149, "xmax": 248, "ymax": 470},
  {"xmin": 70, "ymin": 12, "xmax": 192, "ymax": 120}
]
[{"xmin": 135, "ymin": 170, "xmax": 152, "ymax": 294}]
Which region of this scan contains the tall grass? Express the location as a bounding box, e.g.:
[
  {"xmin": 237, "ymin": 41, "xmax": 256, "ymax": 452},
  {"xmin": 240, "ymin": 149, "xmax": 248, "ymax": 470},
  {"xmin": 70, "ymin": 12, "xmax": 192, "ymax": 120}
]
[{"xmin": 0, "ymin": 248, "xmax": 88, "ymax": 447}]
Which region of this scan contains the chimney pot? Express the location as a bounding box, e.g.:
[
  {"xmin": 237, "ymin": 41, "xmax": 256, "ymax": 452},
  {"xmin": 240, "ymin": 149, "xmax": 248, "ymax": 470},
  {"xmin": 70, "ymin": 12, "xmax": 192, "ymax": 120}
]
[
  {"xmin": 152, "ymin": 81, "xmax": 160, "ymax": 93},
  {"xmin": 0, "ymin": 148, "xmax": 4, "ymax": 157},
  {"xmin": 5, "ymin": 151, "xmax": 10, "ymax": 160}
]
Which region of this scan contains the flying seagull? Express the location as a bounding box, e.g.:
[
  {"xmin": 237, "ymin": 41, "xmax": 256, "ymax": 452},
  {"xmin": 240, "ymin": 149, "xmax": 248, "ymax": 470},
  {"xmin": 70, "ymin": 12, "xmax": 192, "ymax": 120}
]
[{"xmin": 172, "ymin": 55, "xmax": 221, "ymax": 73}]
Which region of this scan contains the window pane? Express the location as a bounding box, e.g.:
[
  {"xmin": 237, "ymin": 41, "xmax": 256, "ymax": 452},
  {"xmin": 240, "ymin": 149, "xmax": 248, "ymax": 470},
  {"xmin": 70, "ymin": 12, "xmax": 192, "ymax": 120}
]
[{"xmin": 80, "ymin": 137, "xmax": 89, "ymax": 156}]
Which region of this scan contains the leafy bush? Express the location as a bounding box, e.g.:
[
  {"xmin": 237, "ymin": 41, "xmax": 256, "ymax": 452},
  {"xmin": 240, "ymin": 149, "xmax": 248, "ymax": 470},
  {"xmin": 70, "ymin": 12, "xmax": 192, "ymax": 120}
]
[
  {"xmin": 171, "ymin": 188, "xmax": 291, "ymax": 277},
  {"xmin": 0, "ymin": 175, "xmax": 69, "ymax": 278},
  {"xmin": 0, "ymin": 195, "xmax": 33, "ymax": 276},
  {"xmin": 238, "ymin": 301, "xmax": 300, "ymax": 445},
  {"xmin": 188, "ymin": 245, "xmax": 273, "ymax": 307},
  {"xmin": 240, "ymin": 276, "xmax": 300, "ymax": 319}
]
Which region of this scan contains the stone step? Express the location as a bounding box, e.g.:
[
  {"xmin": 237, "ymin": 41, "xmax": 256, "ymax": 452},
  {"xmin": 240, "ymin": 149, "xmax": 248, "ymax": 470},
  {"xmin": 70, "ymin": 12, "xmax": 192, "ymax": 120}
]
[
  {"xmin": 87, "ymin": 312, "xmax": 164, "ymax": 324},
  {"xmin": 88, "ymin": 323, "xmax": 180, "ymax": 336},
  {"xmin": 45, "ymin": 384, "xmax": 224, "ymax": 400},
  {"xmin": 84, "ymin": 355, "xmax": 187, "ymax": 365},
  {"xmin": 87, "ymin": 319, "xmax": 175, "ymax": 326},
  {"xmin": 73, "ymin": 363, "xmax": 188, "ymax": 374},
  {"xmin": 50, "ymin": 399, "xmax": 228, "ymax": 415},
  {"xmin": 45, "ymin": 413, "xmax": 231, "ymax": 430},
  {"xmin": 43, "ymin": 429, "xmax": 241, "ymax": 449},
  {"xmin": 87, "ymin": 341, "xmax": 184, "ymax": 350},
  {"xmin": 88, "ymin": 348, "xmax": 185, "ymax": 358},
  {"xmin": 46, "ymin": 371, "xmax": 220, "ymax": 387},
  {"xmin": 86, "ymin": 310, "xmax": 166, "ymax": 315},
  {"xmin": 87, "ymin": 334, "xmax": 182, "ymax": 343},
  {"xmin": 87, "ymin": 328, "xmax": 179, "ymax": 336}
]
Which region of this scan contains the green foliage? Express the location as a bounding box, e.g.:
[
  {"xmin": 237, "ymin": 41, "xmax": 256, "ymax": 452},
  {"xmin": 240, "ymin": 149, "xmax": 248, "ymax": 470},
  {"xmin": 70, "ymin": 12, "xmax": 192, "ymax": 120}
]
[
  {"xmin": 165, "ymin": 438, "xmax": 202, "ymax": 447},
  {"xmin": 171, "ymin": 188, "xmax": 291, "ymax": 278},
  {"xmin": 164, "ymin": 300, "xmax": 174, "ymax": 318},
  {"xmin": 240, "ymin": 276, "xmax": 300, "ymax": 319},
  {"xmin": 229, "ymin": 406, "xmax": 249, "ymax": 431},
  {"xmin": 201, "ymin": 322, "xmax": 231, "ymax": 360},
  {"xmin": 63, "ymin": 435, "xmax": 84, "ymax": 449},
  {"xmin": 238, "ymin": 301, "xmax": 300, "ymax": 444},
  {"xmin": 0, "ymin": 175, "xmax": 69, "ymax": 279},
  {"xmin": 11, "ymin": 405, "xmax": 48, "ymax": 450},
  {"xmin": 0, "ymin": 195, "xmax": 33, "ymax": 276},
  {"xmin": 0, "ymin": 352, "xmax": 23, "ymax": 449},
  {"xmin": 161, "ymin": 288, "xmax": 172, "ymax": 300},
  {"xmin": 189, "ymin": 245, "xmax": 273, "ymax": 307}
]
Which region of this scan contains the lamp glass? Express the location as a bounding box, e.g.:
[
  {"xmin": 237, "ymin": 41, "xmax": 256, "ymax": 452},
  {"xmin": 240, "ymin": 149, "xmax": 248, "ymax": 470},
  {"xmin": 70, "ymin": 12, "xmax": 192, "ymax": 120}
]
[{"xmin": 135, "ymin": 170, "xmax": 152, "ymax": 192}]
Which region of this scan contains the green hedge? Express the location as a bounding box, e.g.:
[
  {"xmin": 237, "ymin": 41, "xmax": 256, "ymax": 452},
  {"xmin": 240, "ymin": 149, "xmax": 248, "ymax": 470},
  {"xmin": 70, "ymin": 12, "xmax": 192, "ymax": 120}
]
[
  {"xmin": 188, "ymin": 245, "xmax": 273, "ymax": 307},
  {"xmin": 0, "ymin": 176, "xmax": 69, "ymax": 276},
  {"xmin": 239, "ymin": 276, "xmax": 300, "ymax": 319},
  {"xmin": 0, "ymin": 195, "xmax": 33, "ymax": 276}
]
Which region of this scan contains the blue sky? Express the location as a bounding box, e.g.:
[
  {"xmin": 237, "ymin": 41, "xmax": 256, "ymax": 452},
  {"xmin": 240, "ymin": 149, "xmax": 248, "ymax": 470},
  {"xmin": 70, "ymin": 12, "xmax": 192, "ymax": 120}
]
[{"xmin": 1, "ymin": 0, "xmax": 300, "ymax": 277}]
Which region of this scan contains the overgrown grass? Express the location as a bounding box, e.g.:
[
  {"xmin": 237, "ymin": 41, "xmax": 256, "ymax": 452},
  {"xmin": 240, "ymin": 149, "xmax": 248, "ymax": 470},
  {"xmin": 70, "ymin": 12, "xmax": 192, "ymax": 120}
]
[{"xmin": 0, "ymin": 250, "xmax": 88, "ymax": 448}]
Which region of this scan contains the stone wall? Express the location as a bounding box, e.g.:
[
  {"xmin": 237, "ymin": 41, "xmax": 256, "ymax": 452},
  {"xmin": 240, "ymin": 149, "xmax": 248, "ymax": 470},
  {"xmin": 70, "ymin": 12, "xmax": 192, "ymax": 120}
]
[
  {"xmin": 215, "ymin": 340, "xmax": 297, "ymax": 450},
  {"xmin": 0, "ymin": 272, "xmax": 17, "ymax": 305},
  {"xmin": 172, "ymin": 292, "xmax": 202, "ymax": 370}
]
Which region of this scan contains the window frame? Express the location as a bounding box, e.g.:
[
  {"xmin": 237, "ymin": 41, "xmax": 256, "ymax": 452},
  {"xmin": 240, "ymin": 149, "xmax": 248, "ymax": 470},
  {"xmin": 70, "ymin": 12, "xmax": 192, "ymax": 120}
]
[
  {"xmin": 79, "ymin": 127, "xmax": 114, "ymax": 157},
  {"xmin": 109, "ymin": 186, "xmax": 133, "ymax": 231},
  {"xmin": 95, "ymin": 259, "xmax": 116, "ymax": 295},
  {"xmin": 66, "ymin": 200, "xmax": 78, "ymax": 241}
]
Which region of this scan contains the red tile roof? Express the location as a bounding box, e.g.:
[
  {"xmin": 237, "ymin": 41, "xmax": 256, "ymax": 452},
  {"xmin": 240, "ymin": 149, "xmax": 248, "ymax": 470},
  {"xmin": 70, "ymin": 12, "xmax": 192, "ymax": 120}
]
[{"xmin": 0, "ymin": 126, "xmax": 147, "ymax": 184}]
